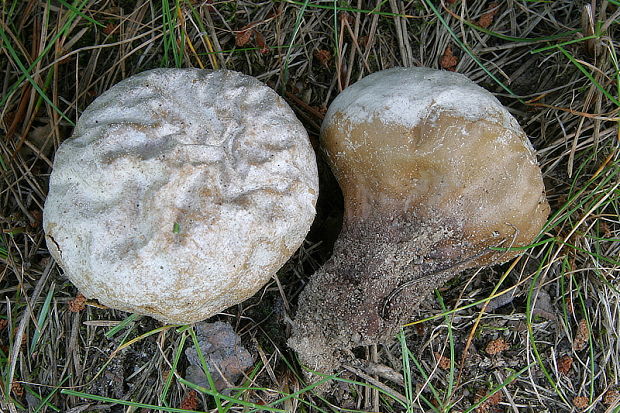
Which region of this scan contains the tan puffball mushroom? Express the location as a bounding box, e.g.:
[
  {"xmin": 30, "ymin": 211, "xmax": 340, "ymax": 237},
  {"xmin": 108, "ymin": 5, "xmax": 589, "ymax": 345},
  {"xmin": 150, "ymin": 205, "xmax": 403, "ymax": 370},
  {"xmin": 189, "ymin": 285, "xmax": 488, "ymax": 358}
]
[
  {"xmin": 289, "ymin": 67, "xmax": 549, "ymax": 375},
  {"xmin": 43, "ymin": 69, "xmax": 318, "ymax": 324}
]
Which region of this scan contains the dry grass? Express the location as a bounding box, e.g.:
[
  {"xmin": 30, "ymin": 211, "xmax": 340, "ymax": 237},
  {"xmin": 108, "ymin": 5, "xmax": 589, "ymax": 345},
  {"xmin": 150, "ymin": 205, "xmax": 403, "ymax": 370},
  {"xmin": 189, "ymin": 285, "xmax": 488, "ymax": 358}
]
[{"xmin": 1, "ymin": 0, "xmax": 619, "ymax": 412}]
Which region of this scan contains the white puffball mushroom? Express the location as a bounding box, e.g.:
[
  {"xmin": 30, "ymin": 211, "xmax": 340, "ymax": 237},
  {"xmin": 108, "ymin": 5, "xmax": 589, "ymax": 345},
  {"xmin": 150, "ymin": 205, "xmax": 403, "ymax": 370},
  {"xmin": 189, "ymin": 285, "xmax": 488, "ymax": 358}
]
[
  {"xmin": 289, "ymin": 67, "xmax": 549, "ymax": 375},
  {"xmin": 43, "ymin": 68, "xmax": 318, "ymax": 324}
]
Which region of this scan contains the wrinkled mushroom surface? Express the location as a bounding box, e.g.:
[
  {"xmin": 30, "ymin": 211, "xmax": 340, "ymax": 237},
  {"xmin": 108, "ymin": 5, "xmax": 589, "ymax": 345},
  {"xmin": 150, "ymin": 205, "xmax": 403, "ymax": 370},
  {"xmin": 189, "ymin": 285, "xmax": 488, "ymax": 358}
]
[
  {"xmin": 289, "ymin": 67, "xmax": 549, "ymax": 374},
  {"xmin": 44, "ymin": 68, "xmax": 318, "ymax": 324}
]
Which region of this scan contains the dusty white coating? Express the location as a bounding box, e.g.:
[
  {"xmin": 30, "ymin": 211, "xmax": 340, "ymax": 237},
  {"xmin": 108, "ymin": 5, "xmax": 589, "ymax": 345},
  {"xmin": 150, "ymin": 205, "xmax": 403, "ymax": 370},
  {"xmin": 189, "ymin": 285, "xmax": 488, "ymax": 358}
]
[
  {"xmin": 323, "ymin": 67, "xmax": 528, "ymax": 148},
  {"xmin": 43, "ymin": 69, "xmax": 318, "ymax": 324}
]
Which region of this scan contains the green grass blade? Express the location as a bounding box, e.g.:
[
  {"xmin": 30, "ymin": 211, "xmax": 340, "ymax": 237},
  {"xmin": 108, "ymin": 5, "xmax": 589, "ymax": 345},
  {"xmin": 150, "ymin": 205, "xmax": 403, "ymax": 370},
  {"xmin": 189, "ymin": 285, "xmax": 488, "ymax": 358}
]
[
  {"xmin": 0, "ymin": 27, "xmax": 75, "ymax": 126},
  {"xmin": 105, "ymin": 313, "xmax": 142, "ymax": 338},
  {"xmin": 281, "ymin": 0, "xmax": 310, "ymax": 89},
  {"xmin": 399, "ymin": 331, "xmax": 442, "ymax": 412},
  {"xmin": 197, "ymin": 44, "xmax": 301, "ymax": 56},
  {"xmin": 56, "ymin": 0, "xmax": 105, "ymax": 27},
  {"xmin": 179, "ymin": 377, "xmax": 287, "ymax": 412},
  {"xmin": 0, "ymin": 0, "xmax": 90, "ymax": 114},
  {"xmin": 297, "ymin": 367, "xmax": 411, "ymax": 409},
  {"xmin": 398, "ymin": 330, "xmax": 414, "ymax": 412},
  {"xmin": 420, "ymin": 0, "xmax": 519, "ymax": 99},
  {"xmin": 558, "ymin": 46, "xmax": 620, "ymax": 107},
  {"xmin": 541, "ymin": 162, "xmax": 618, "ymax": 235},
  {"xmin": 464, "ymin": 25, "xmax": 577, "ymax": 43},
  {"xmin": 222, "ymin": 361, "xmax": 263, "ymax": 413},
  {"xmin": 29, "ymin": 283, "xmax": 55, "ymax": 354},
  {"xmin": 3, "ymin": 0, "xmax": 20, "ymax": 23},
  {"xmin": 259, "ymin": 377, "xmax": 332, "ymax": 413},
  {"xmin": 530, "ymin": 35, "xmax": 599, "ymax": 54},
  {"xmin": 31, "ymin": 375, "xmax": 69, "ymax": 413},
  {"xmin": 60, "ymin": 389, "xmax": 207, "ymax": 412},
  {"xmin": 222, "ymin": 374, "xmax": 334, "ymax": 413},
  {"xmin": 187, "ymin": 325, "xmax": 223, "ymax": 412},
  {"xmin": 161, "ymin": 0, "xmax": 173, "ymax": 66},
  {"xmin": 558, "ymin": 237, "xmax": 620, "ymax": 267},
  {"xmin": 283, "ymin": 0, "xmax": 413, "ymax": 17},
  {"xmin": 0, "ymin": 241, "xmax": 8, "ymax": 260},
  {"xmin": 159, "ymin": 330, "xmax": 188, "ymax": 407},
  {"xmin": 161, "ymin": 0, "xmax": 184, "ymax": 67}
]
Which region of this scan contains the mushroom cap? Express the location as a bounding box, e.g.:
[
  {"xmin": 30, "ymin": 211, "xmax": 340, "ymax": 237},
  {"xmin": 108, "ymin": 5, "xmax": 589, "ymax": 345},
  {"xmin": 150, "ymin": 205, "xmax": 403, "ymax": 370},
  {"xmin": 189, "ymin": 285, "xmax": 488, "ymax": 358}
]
[
  {"xmin": 43, "ymin": 69, "xmax": 318, "ymax": 324},
  {"xmin": 321, "ymin": 67, "xmax": 549, "ymax": 265}
]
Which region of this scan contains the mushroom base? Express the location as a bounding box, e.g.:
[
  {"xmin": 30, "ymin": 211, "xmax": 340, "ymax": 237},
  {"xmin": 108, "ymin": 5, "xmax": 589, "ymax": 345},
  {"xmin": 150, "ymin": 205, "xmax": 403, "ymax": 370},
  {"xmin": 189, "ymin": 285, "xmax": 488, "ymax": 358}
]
[{"xmin": 289, "ymin": 214, "xmax": 480, "ymax": 378}]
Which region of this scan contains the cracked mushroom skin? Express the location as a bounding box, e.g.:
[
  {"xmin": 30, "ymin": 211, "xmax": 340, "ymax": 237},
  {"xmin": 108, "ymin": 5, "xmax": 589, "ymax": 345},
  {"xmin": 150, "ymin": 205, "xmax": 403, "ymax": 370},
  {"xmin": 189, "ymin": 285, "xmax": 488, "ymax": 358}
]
[
  {"xmin": 289, "ymin": 67, "xmax": 549, "ymax": 375},
  {"xmin": 43, "ymin": 69, "xmax": 318, "ymax": 324}
]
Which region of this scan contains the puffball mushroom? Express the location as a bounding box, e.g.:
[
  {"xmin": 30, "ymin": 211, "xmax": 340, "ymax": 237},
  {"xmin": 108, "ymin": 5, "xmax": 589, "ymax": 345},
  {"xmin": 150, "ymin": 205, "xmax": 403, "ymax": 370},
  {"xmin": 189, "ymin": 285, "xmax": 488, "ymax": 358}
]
[
  {"xmin": 289, "ymin": 67, "xmax": 549, "ymax": 375},
  {"xmin": 43, "ymin": 68, "xmax": 318, "ymax": 324}
]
